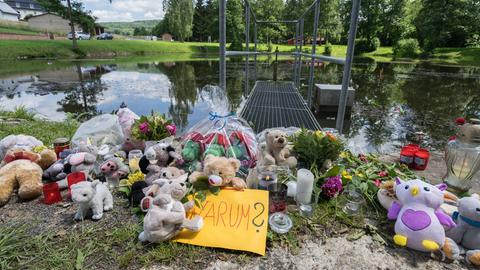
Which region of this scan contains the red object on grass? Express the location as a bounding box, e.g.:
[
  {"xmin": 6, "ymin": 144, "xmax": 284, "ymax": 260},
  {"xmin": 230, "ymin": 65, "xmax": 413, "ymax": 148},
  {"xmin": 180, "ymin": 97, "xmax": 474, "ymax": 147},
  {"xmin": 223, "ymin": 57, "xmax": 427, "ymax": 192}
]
[
  {"xmin": 67, "ymin": 172, "xmax": 86, "ymax": 198},
  {"xmin": 414, "ymin": 149, "xmax": 430, "ymax": 170},
  {"xmin": 400, "ymin": 147, "xmax": 416, "ymax": 168},
  {"xmin": 42, "ymin": 182, "xmax": 62, "ymax": 204},
  {"xmin": 455, "ymin": 117, "xmax": 466, "ymax": 125}
]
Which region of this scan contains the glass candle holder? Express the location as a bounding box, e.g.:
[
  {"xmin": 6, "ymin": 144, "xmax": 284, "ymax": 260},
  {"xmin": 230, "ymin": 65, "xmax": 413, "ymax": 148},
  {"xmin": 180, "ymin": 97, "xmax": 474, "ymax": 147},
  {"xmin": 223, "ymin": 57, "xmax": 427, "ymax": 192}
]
[
  {"xmin": 342, "ymin": 187, "xmax": 365, "ymax": 216},
  {"xmin": 297, "ymin": 193, "xmax": 315, "ymax": 218},
  {"xmin": 42, "ymin": 182, "xmax": 62, "ymax": 204},
  {"xmin": 128, "ymin": 149, "xmax": 143, "ymax": 172},
  {"xmin": 268, "ymin": 183, "xmax": 288, "ymax": 213},
  {"xmin": 444, "ymin": 139, "xmax": 480, "ymax": 193},
  {"xmin": 257, "ymin": 166, "xmax": 278, "ymax": 190},
  {"xmin": 269, "ymin": 212, "xmax": 293, "ymax": 234}
]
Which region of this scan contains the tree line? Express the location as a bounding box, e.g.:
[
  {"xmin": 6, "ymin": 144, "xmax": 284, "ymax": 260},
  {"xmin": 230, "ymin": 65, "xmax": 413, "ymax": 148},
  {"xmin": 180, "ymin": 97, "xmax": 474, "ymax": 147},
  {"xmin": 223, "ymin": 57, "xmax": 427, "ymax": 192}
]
[{"xmin": 155, "ymin": 0, "xmax": 479, "ymax": 52}]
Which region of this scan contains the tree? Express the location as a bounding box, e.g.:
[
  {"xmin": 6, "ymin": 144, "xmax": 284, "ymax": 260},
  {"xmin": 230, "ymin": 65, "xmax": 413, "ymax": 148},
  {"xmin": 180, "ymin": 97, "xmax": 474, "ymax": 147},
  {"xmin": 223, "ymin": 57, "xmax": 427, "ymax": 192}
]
[
  {"xmin": 133, "ymin": 26, "xmax": 149, "ymax": 36},
  {"xmin": 193, "ymin": 0, "xmax": 208, "ymax": 41},
  {"xmin": 251, "ymin": 0, "xmax": 286, "ymax": 43},
  {"xmin": 151, "ymin": 20, "xmax": 168, "ymax": 36},
  {"xmin": 415, "ymin": 0, "xmax": 475, "ymax": 52},
  {"xmin": 226, "ymin": 0, "xmax": 244, "ymax": 49},
  {"xmin": 164, "ymin": 0, "xmax": 195, "ymax": 41},
  {"xmin": 318, "ymin": 0, "xmax": 342, "ymax": 43}
]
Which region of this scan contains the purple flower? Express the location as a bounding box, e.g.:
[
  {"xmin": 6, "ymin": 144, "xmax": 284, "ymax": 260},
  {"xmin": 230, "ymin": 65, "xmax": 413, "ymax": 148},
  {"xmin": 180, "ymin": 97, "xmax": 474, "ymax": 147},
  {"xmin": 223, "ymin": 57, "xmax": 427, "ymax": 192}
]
[
  {"xmin": 166, "ymin": 123, "xmax": 176, "ymax": 136},
  {"xmin": 139, "ymin": 122, "xmax": 150, "ymax": 134},
  {"xmin": 321, "ymin": 175, "xmax": 343, "ymax": 199}
]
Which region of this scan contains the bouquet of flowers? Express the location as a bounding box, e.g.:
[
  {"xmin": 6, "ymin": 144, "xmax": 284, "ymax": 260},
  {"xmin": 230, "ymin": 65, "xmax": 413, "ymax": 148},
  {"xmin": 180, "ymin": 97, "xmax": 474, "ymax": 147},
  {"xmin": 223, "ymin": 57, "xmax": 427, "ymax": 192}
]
[{"xmin": 131, "ymin": 112, "xmax": 176, "ymax": 141}]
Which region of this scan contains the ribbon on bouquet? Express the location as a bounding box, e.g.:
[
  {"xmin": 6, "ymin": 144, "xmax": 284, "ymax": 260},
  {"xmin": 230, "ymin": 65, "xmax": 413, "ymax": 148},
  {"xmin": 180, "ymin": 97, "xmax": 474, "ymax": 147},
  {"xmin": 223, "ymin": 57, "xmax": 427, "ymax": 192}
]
[{"xmin": 208, "ymin": 111, "xmax": 236, "ymax": 130}]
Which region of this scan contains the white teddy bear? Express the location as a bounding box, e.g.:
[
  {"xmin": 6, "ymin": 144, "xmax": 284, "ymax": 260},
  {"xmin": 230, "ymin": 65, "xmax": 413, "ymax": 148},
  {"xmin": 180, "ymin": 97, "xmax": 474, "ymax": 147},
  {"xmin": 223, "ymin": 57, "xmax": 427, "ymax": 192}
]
[{"xmin": 71, "ymin": 180, "xmax": 113, "ymax": 220}]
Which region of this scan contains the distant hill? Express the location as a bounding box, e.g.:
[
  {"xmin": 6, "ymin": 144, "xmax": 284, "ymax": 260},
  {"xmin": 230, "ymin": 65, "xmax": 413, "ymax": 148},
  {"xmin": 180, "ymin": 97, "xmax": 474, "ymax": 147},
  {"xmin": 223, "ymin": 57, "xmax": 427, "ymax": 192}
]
[{"xmin": 99, "ymin": 20, "xmax": 161, "ymax": 35}]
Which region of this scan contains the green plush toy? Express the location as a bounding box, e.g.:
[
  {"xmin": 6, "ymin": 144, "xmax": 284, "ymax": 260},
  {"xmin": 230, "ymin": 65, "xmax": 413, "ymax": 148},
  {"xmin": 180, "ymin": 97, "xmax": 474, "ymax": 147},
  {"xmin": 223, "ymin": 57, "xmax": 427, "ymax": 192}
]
[
  {"xmin": 181, "ymin": 140, "xmax": 202, "ymax": 172},
  {"xmin": 226, "ymin": 145, "xmax": 243, "ymax": 159},
  {"xmin": 203, "ymin": 143, "xmax": 225, "ymax": 157}
]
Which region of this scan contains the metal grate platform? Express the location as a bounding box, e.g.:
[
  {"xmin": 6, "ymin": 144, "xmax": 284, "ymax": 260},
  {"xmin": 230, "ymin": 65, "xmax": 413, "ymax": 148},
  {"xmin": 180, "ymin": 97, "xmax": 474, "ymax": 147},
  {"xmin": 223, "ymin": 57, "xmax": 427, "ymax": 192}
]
[{"xmin": 240, "ymin": 81, "xmax": 321, "ymax": 132}]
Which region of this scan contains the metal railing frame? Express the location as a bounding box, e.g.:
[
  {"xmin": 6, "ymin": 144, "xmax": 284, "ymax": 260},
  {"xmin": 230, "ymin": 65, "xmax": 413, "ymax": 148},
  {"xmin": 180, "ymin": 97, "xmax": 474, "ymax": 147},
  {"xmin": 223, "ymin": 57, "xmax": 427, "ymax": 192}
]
[{"xmin": 219, "ymin": 0, "xmax": 361, "ymax": 133}]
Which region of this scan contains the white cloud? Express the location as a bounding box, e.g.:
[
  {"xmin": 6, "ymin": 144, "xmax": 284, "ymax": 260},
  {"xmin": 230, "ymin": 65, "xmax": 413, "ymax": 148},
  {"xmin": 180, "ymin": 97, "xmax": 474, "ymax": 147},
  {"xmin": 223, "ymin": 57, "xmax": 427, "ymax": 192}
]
[{"xmin": 85, "ymin": 0, "xmax": 165, "ymax": 22}]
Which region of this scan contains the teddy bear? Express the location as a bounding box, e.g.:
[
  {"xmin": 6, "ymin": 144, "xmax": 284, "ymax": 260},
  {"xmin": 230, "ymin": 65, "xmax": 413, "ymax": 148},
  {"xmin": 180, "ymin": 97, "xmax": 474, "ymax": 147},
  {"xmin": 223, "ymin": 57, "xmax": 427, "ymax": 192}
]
[
  {"xmin": 260, "ymin": 129, "xmax": 297, "ymax": 169},
  {"xmin": 387, "ymin": 178, "xmax": 456, "ymax": 253},
  {"xmin": 444, "ymin": 194, "xmax": 480, "ymax": 265},
  {"xmin": 0, "ymin": 148, "xmax": 57, "ymax": 206},
  {"xmin": 71, "ymin": 180, "xmax": 113, "ymax": 220},
  {"xmin": 138, "ymin": 174, "xmax": 203, "ymax": 243},
  {"xmin": 129, "ymin": 166, "xmax": 186, "ymax": 207},
  {"xmin": 100, "ymin": 157, "xmax": 129, "ymax": 187},
  {"xmin": 43, "ymin": 159, "xmax": 68, "ymax": 182},
  {"xmin": 144, "ymin": 166, "xmax": 185, "ymax": 186},
  {"xmin": 189, "ymin": 155, "xmax": 247, "ymax": 190}
]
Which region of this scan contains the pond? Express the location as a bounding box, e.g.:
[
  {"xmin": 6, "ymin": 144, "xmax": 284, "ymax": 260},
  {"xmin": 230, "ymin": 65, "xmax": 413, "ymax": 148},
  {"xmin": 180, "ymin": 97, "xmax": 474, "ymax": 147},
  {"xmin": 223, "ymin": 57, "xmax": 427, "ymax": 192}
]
[{"xmin": 1, "ymin": 55, "xmax": 479, "ymax": 154}]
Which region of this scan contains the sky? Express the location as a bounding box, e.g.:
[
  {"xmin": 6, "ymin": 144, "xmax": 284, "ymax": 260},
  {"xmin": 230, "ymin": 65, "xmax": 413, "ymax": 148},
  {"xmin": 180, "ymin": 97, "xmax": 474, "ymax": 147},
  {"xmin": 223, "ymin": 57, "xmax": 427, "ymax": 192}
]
[{"xmin": 83, "ymin": 0, "xmax": 165, "ymax": 22}]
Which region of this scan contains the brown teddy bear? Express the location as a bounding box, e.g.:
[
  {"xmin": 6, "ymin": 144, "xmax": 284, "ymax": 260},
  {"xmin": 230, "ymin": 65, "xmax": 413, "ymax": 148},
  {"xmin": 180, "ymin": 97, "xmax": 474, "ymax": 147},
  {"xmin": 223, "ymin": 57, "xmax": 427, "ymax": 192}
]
[
  {"xmin": 0, "ymin": 148, "xmax": 57, "ymax": 206},
  {"xmin": 261, "ymin": 129, "xmax": 297, "ymax": 169},
  {"xmin": 189, "ymin": 155, "xmax": 247, "ymax": 190}
]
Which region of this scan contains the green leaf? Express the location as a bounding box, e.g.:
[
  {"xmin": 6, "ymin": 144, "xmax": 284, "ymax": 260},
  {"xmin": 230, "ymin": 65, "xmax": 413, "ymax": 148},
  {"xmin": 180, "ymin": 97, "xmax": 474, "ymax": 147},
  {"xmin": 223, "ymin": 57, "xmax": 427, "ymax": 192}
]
[
  {"xmin": 324, "ymin": 165, "xmax": 343, "ymax": 178},
  {"xmin": 75, "ymin": 249, "xmax": 85, "ymax": 270},
  {"xmin": 347, "ymin": 230, "xmax": 365, "ymax": 241}
]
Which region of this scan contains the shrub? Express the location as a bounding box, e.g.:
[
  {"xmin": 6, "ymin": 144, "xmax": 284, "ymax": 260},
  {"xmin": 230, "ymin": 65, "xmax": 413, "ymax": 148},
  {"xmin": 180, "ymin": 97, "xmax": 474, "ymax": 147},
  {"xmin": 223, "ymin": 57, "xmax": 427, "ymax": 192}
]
[
  {"xmin": 354, "ymin": 37, "xmax": 380, "ymax": 55},
  {"xmin": 324, "ymin": 43, "xmax": 332, "ymax": 56},
  {"xmin": 467, "ymin": 34, "xmax": 480, "ymax": 48},
  {"xmin": 393, "ymin": 38, "xmax": 420, "ymax": 58}
]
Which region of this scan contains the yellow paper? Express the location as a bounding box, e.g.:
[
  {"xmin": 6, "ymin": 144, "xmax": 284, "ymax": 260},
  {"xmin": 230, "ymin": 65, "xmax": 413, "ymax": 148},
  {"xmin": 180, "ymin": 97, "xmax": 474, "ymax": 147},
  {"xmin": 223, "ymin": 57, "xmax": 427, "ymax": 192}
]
[{"xmin": 175, "ymin": 189, "xmax": 269, "ymax": 256}]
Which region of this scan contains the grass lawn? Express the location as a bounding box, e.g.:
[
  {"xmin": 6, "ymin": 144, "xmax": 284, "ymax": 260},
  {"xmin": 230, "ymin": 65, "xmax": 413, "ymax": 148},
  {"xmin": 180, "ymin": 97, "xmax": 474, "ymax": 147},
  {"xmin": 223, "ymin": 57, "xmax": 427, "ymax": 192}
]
[
  {"xmin": 0, "ymin": 26, "xmax": 42, "ymax": 36},
  {"xmin": 0, "ymin": 40, "xmax": 219, "ymax": 60}
]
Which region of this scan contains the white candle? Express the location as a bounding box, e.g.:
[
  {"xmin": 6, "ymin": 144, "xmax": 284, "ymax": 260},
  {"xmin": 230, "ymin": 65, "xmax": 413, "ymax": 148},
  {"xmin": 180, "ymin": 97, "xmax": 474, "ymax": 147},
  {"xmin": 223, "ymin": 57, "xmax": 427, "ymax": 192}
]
[
  {"xmin": 296, "ymin": 169, "xmax": 314, "ymax": 204},
  {"xmin": 286, "ymin": 181, "xmax": 297, "ymax": 197}
]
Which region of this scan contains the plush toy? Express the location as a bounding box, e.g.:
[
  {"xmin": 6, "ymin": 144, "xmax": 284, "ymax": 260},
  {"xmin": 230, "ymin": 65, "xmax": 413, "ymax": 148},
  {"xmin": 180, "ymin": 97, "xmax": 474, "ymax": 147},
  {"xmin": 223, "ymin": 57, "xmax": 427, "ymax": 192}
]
[
  {"xmin": 100, "ymin": 157, "xmax": 129, "ymax": 186},
  {"xmin": 0, "ymin": 148, "xmax": 57, "ymax": 206},
  {"xmin": 144, "ymin": 166, "xmax": 185, "ymax": 186},
  {"xmin": 130, "ymin": 180, "xmax": 148, "ymax": 206},
  {"xmin": 139, "ymin": 142, "xmax": 179, "ymax": 174},
  {"xmin": 138, "ymin": 174, "xmax": 203, "ymax": 243},
  {"xmin": 189, "ymin": 155, "xmax": 247, "ymax": 190},
  {"xmin": 261, "ymin": 129, "xmax": 297, "ymax": 169},
  {"xmin": 71, "ymin": 180, "xmax": 113, "ymax": 220},
  {"xmin": 117, "ymin": 106, "xmax": 145, "ymax": 152},
  {"xmin": 387, "ymin": 178, "xmax": 456, "ymax": 252},
  {"xmin": 203, "ymin": 133, "xmax": 227, "ymax": 157},
  {"xmin": 65, "ymin": 144, "xmax": 98, "ymax": 176},
  {"xmin": 181, "ymin": 140, "xmax": 202, "ymax": 172},
  {"xmin": 0, "ymin": 134, "xmax": 43, "ymax": 161},
  {"xmin": 445, "ymin": 194, "xmax": 480, "ymax": 265},
  {"xmin": 43, "ymin": 159, "xmax": 68, "ymax": 181}
]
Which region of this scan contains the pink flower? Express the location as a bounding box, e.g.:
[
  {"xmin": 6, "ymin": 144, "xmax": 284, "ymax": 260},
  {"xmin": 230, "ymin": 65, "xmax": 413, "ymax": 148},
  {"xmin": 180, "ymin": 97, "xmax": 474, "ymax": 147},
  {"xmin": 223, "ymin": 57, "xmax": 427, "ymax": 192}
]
[
  {"xmin": 321, "ymin": 175, "xmax": 343, "ymax": 199},
  {"xmin": 139, "ymin": 122, "xmax": 150, "ymax": 134},
  {"xmin": 378, "ymin": 171, "xmax": 388, "ymax": 177},
  {"xmin": 166, "ymin": 124, "xmax": 176, "ymax": 136},
  {"xmin": 374, "ymin": 179, "xmax": 382, "ymax": 187},
  {"xmin": 358, "ymin": 154, "xmax": 368, "ymax": 163},
  {"xmin": 448, "ymin": 135, "xmax": 456, "ymax": 141}
]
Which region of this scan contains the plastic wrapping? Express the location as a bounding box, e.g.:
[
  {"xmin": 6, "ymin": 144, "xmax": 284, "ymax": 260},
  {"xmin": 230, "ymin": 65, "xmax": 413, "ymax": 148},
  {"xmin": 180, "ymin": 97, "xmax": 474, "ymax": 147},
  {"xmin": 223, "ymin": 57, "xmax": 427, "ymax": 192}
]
[
  {"xmin": 180, "ymin": 112, "xmax": 258, "ymax": 176},
  {"xmin": 71, "ymin": 114, "xmax": 124, "ymax": 148}
]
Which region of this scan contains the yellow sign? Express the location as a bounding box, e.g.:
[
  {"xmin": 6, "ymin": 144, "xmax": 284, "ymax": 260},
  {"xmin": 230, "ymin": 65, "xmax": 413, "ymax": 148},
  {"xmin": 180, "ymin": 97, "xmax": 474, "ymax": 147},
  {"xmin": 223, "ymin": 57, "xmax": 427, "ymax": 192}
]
[{"xmin": 175, "ymin": 189, "xmax": 269, "ymax": 255}]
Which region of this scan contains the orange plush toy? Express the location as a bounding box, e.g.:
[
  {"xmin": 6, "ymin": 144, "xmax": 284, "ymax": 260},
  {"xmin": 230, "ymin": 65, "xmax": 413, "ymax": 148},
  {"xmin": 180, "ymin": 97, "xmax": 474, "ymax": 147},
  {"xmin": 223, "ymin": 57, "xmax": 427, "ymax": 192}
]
[{"xmin": 0, "ymin": 148, "xmax": 57, "ymax": 206}]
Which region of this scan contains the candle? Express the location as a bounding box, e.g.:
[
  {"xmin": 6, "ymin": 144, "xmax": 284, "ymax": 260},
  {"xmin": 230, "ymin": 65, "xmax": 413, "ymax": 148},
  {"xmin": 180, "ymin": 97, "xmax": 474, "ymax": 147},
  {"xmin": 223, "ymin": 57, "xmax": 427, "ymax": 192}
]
[
  {"xmin": 286, "ymin": 181, "xmax": 297, "ymax": 197},
  {"xmin": 128, "ymin": 149, "xmax": 143, "ymax": 172},
  {"xmin": 43, "ymin": 182, "xmax": 62, "ymax": 204},
  {"xmin": 296, "ymin": 169, "xmax": 314, "ymax": 204}
]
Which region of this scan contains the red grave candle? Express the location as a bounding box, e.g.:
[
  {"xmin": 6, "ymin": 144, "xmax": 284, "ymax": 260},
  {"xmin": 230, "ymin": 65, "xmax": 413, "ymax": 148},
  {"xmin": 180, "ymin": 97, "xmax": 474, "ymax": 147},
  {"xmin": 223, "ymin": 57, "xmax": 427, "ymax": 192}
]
[
  {"xmin": 67, "ymin": 172, "xmax": 86, "ymax": 199},
  {"xmin": 43, "ymin": 182, "xmax": 62, "ymax": 204},
  {"xmin": 414, "ymin": 149, "xmax": 430, "ymax": 171}
]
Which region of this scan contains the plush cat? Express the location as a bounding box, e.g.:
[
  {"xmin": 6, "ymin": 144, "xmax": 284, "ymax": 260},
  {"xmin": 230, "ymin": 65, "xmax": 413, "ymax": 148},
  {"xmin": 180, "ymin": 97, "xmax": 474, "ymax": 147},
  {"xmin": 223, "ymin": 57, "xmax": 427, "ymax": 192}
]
[{"xmin": 387, "ymin": 178, "xmax": 456, "ymax": 252}]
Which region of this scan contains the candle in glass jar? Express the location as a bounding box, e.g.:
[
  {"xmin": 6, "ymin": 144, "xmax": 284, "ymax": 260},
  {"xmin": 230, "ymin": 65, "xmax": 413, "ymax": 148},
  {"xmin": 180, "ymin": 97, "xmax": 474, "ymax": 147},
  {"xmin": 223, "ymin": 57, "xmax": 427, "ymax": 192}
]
[{"xmin": 296, "ymin": 169, "xmax": 314, "ymax": 204}]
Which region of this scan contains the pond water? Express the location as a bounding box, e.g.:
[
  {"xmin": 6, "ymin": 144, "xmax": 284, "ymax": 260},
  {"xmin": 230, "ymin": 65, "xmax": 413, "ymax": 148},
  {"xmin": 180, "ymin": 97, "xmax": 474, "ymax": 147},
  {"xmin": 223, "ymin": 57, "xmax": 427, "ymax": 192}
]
[{"xmin": 1, "ymin": 56, "xmax": 479, "ymax": 154}]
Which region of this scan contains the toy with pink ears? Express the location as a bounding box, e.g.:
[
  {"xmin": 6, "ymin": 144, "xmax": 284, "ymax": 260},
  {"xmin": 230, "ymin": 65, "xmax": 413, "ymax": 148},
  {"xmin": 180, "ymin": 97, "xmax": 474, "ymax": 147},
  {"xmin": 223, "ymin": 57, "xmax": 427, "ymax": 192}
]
[{"xmin": 387, "ymin": 177, "xmax": 458, "ymax": 255}]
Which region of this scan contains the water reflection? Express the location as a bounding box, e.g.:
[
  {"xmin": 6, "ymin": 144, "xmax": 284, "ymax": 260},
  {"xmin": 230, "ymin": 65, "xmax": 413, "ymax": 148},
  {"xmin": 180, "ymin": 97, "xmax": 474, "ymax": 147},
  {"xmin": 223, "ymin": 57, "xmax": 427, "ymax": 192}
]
[{"xmin": 0, "ymin": 58, "xmax": 479, "ymax": 153}]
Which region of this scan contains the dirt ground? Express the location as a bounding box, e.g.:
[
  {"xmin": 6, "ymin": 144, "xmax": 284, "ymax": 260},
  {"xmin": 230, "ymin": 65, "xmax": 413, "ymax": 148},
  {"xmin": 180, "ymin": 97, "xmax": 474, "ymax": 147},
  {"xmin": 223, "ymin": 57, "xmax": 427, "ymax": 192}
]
[{"xmin": 1, "ymin": 151, "xmax": 478, "ymax": 270}]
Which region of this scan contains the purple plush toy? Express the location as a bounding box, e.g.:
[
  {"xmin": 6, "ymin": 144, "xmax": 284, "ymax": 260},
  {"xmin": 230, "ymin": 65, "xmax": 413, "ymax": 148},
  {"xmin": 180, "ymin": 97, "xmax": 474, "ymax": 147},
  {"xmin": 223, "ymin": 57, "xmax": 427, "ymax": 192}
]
[{"xmin": 387, "ymin": 178, "xmax": 456, "ymax": 252}]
